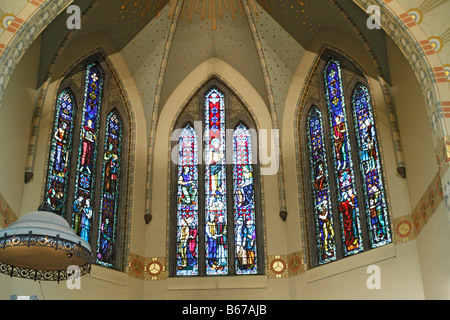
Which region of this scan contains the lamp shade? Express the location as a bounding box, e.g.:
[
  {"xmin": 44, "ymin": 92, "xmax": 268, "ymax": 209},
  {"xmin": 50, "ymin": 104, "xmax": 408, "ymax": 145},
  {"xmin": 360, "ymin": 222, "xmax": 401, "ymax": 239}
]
[{"xmin": 0, "ymin": 209, "xmax": 92, "ymax": 282}]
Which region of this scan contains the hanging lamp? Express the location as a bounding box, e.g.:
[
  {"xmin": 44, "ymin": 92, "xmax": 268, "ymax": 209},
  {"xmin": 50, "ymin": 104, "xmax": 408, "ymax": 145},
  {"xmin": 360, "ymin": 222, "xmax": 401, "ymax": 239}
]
[{"xmin": 0, "ymin": 203, "xmax": 92, "ymax": 282}]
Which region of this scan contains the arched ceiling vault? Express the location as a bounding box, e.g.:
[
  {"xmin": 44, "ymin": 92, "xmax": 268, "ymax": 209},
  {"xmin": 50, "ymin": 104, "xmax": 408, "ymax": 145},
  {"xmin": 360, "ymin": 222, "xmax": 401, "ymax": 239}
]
[{"xmin": 36, "ymin": 0, "xmax": 391, "ymax": 131}]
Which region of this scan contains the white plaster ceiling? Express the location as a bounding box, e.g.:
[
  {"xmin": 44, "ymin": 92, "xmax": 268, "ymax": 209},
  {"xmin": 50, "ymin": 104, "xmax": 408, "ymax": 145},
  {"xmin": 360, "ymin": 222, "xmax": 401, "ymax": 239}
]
[
  {"xmin": 37, "ymin": 0, "xmax": 394, "ymax": 134},
  {"xmin": 397, "ymin": 0, "xmax": 450, "ymax": 76}
]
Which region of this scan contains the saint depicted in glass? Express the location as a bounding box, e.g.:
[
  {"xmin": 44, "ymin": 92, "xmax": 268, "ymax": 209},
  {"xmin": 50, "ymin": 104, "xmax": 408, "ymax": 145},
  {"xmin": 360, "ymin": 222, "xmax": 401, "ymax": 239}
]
[
  {"xmin": 72, "ymin": 63, "xmax": 104, "ymax": 243},
  {"xmin": 45, "ymin": 89, "xmax": 76, "ymax": 216},
  {"xmin": 324, "ymin": 59, "xmax": 363, "ymax": 256},
  {"xmin": 173, "ymin": 84, "xmax": 262, "ymax": 277},
  {"xmin": 233, "ymin": 123, "xmax": 257, "ymax": 274},
  {"xmin": 97, "ymin": 111, "xmax": 122, "ymax": 267},
  {"xmin": 352, "ymin": 84, "xmax": 391, "ymax": 248},
  {"xmin": 204, "ymin": 87, "xmax": 228, "ymax": 275},
  {"xmin": 307, "ymin": 107, "xmax": 337, "ymax": 264},
  {"xmin": 176, "ymin": 123, "xmax": 199, "ymax": 276}
]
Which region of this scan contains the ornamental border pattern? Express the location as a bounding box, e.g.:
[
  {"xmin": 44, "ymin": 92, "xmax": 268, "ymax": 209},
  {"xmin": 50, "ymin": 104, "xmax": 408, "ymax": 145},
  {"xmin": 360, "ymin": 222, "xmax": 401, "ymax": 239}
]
[
  {"xmin": 0, "ymin": 0, "xmax": 72, "ymax": 104},
  {"xmin": 393, "ymin": 136, "xmax": 450, "ymax": 243},
  {"xmin": 354, "ymin": 0, "xmax": 450, "ymax": 144},
  {"xmin": 129, "ymin": 133, "xmax": 450, "ymax": 281},
  {"xmin": 127, "ymin": 251, "xmax": 304, "ymax": 280}
]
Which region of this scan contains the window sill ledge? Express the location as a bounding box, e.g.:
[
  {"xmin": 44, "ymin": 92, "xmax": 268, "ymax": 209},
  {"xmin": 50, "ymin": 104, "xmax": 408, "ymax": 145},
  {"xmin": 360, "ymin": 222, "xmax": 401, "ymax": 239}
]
[
  {"xmin": 305, "ymin": 243, "xmax": 396, "ymax": 283},
  {"xmin": 167, "ymin": 275, "xmax": 268, "ymax": 291}
]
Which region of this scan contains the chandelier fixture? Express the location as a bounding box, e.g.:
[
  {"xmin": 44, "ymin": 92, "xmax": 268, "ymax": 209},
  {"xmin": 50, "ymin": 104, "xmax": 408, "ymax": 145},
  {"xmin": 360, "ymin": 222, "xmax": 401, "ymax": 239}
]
[{"xmin": 0, "ymin": 204, "xmax": 92, "ymax": 282}]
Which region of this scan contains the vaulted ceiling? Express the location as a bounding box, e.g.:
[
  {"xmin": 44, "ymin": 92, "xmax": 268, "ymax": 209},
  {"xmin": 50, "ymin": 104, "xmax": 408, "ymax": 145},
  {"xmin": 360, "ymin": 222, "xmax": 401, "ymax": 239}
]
[{"xmin": 36, "ymin": 0, "xmax": 391, "ymax": 133}]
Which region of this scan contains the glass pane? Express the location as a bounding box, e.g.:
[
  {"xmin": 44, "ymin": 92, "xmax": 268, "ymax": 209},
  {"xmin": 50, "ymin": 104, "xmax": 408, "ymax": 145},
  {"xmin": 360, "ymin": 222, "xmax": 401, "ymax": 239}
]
[
  {"xmin": 45, "ymin": 89, "xmax": 76, "ymax": 216},
  {"xmin": 204, "ymin": 87, "xmax": 228, "ymax": 275},
  {"xmin": 307, "ymin": 107, "xmax": 337, "ymax": 264},
  {"xmin": 96, "ymin": 111, "xmax": 122, "ymax": 268},
  {"xmin": 176, "ymin": 124, "xmax": 199, "ymax": 276},
  {"xmin": 233, "ymin": 123, "xmax": 258, "ymax": 274},
  {"xmin": 352, "ymin": 84, "xmax": 391, "ymax": 248},
  {"xmin": 72, "ymin": 63, "xmax": 104, "ymax": 243},
  {"xmin": 324, "ymin": 59, "xmax": 363, "ymax": 256}
]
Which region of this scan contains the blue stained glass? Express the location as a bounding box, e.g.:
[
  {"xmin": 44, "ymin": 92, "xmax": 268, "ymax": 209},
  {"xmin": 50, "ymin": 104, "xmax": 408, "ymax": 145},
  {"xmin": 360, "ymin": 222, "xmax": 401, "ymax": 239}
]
[
  {"xmin": 72, "ymin": 63, "xmax": 104, "ymax": 243},
  {"xmin": 307, "ymin": 107, "xmax": 337, "ymax": 264},
  {"xmin": 176, "ymin": 124, "xmax": 199, "ymax": 276},
  {"xmin": 233, "ymin": 123, "xmax": 257, "ymax": 274},
  {"xmin": 96, "ymin": 111, "xmax": 122, "ymax": 268},
  {"xmin": 352, "ymin": 84, "xmax": 391, "ymax": 248},
  {"xmin": 45, "ymin": 89, "xmax": 76, "ymax": 216},
  {"xmin": 204, "ymin": 87, "xmax": 228, "ymax": 275},
  {"xmin": 324, "ymin": 59, "xmax": 363, "ymax": 256}
]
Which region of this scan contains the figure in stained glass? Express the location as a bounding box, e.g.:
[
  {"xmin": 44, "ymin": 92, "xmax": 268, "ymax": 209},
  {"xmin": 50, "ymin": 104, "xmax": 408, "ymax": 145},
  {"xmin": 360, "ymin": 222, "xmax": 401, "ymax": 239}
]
[
  {"xmin": 80, "ymin": 198, "xmax": 93, "ymax": 242},
  {"xmin": 174, "ymin": 86, "xmax": 260, "ymax": 276},
  {"xmin": 333, "ymin": 114, "xmax": 347, "ymax": 170},
  {"xmin": 205, "ymin": 212, "xmax": 218, "ymax": 269},
  {"xmin": 204, "ymin": 88, "xmax": 228, "ymax": 275},
  {"xmin": 232, "ymin": 123, "xmax": 257, "ymax": 274},
  {"xmin": 178, "ymin": 166, "xmax": 198, "ymax": 205},
  {"xmin": 104, "ymin": 144, "xmax": 119, "ymax": 193},
  {"xmin": 307, "ymin": 107, "xmax": 336, "ymax": 264},
  {"xmin": 72, "ymin": 194, "xmax": 86, "ymax": 237},
  {"xmin": 178, "ymin": 218, "xmax": 190, "ymax": 269},
  {"xmin": 316, "ymin": 197, "xmax": 334, "ymax": 259},
  {"xmin": 54, "ymin": 121, "xmax": 69, "ymax": 173},
  {"xmin": 72, "ymin": 63, "xmax": 103, "ymax": 243},
  {"xmin": 176, "ymin": 124, "xmax": 199, "ymax": 276},
  {"xmin": 46, "ymin": 59, "xmax": 130, "ymax": 270},
  {"xmin": 236, "ymin": 165, "xmax": 253, "ymax": 208},
  {"xmin": 243, "ymin": 219, "xmax": 256, "ymax": 268},
  {"xmin": 352, "ymin": 84, "xmax": 391, "ymax": 248},
  {"xmin": 45, "ymin": 90, "xmax": 76, "ymax": 216},
  {"xmin": 98, "ymin": 216, "xmax": 113, "ymax": 262},
  {"xmin": 97, "ymin": 111, "xmax": 122, "ymax": 267},
  {"xmin": 305, "ymin": 57, "xmax": 392, "ymax": 267},
  {"xmin": 325, "ymin": 59, "xmax": 363, "ymax": 256},
  {"xmin": 80, "ymin": 119, "xmax": 97, "ymax": 174}
]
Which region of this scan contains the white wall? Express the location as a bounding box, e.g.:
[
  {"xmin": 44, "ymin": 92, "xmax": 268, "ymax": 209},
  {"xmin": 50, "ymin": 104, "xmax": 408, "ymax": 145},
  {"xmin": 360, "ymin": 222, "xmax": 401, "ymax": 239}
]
[
  {"xmin": 0, "ymin": 36, "xmax": 41, "ymax": 216},
  {"xmin": 281, "ymin": 29, "xmax": 425, "ymax": 299},
  {"xmin": 386, "ymin": 36, "xmax": 450, "ymax": 300},
  {"xmin": 0, "ymin": 22, "xmax": 446, "ymax": 300}
]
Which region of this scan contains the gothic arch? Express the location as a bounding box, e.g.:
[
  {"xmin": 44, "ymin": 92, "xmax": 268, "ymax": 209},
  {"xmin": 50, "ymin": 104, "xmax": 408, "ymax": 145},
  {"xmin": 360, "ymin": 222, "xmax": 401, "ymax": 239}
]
[{"xmin": 353, "ymin": 0, "xmax": 450, "ymax": 143}]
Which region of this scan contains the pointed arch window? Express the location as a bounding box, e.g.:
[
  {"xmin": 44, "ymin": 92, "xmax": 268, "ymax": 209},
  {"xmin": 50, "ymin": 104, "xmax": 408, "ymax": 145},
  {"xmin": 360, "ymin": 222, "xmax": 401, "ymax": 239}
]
[
  {"xmin": 306, "ymin": 107, "xmax": 337, "ymax": 265},
  {"xmin": 232, "ymin": 123, "xmax": 258, "ymax": 275},
  {"xmin": 352, "ymin": 84, "xmax": 391, "ymax": 248},
  {"xmin": 72, "ymin": 63, "xmax": 104, "ymax": 244},
  {"xmin": 324, "ymin": 59, "xmax": 363, "ymax": 257},
  {"xmin": 176, "ymin": 123, "xmax": 199, "ymax": 276},
  {"xmin": 304, "ymin": 56, "xmax": 392, "ymax": 267},
  {"xmin": 204, "ymin": 88, "xmax": 228, "ymax": 275},
  {"xmin": 44, "ymin": 57, "xmax": 130, "ymax": 271},
  {"xmin": 97, "ymin": 110, "xmax": 123, "ymax": 267},
  {"xmin": 171, "ymin": 81, "xmax": 264, "ymax": 277},
  {"xmin": 45, "ymin": 89, "xmax": 77, "ymax": 217}
]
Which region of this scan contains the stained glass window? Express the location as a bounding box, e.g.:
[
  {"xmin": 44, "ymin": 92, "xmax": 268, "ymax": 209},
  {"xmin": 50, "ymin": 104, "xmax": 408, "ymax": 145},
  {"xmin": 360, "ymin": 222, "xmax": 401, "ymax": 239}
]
[
  {"xmin": 97, "ymin": 111, "xmax": 123, "ymax": 267},
  {"xmin": 307, "ymin": 107, "xmax": 337, "ymax": 265},
  {"xmin": 324, "ymin": 58, "xmax": 363, "ymax": 257},
  {"xmin": 172, "ymin": 83, "xmax": 262, "ymax": 277},
  {"xmin": 233, "ymin": 123, "xmax": 257, "ymax": 274},
  {"xmin": 176, "ymin": 123, "xmax": 199, "ymax": 276},
  {"xmin": 45, "ymin": 57, "xmax": 129, "ymax": 271},
  {"xmin": 72, "ymin": 63, "xmax": 104, "ymax": 243},
  {"xmin": 45, "ymin": 89, "xmax": 76, "ymax": 216},
  {"xmin": 305, "ymin": 55, "xmax": 392, "ymax": 267},
  {"xmin": 352, "ymin": 84, "xmax": 391, "ymax": 248},
  {"xmin": 204, "ymin": 87, "xmax": 228, "ymax": 276}
]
